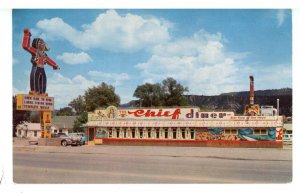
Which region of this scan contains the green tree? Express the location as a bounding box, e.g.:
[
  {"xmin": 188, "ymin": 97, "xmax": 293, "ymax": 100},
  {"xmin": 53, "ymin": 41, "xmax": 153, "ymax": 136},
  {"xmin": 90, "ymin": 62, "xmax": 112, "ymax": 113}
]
[
  {"xmin": 85, "ymin": 82, "xmax": 120, "ymax": 112},
  {"xmin": 133, "ymin": 77, "xmax": 189, "ymax": 107},
  {"xmin": 29, "ymin": 112, "xmax": 40, "ymax": 123},
  {"xmin": 162, "ymin": 77, "xmax": 189, "ymax": 106},
  {"xmin": 133, "ymin": 83, "xmax": 163, "ymax": 107},
  {"xmin": 73, "ymin": 112, "xmax": 88, "ymax": 132},
  {"xmin": 68, "ymin": 95, "xmax": 86, "ymax": 115},
  {"xmin": 69, "ymin": 82, "xmax": 120, "ymax": 132},
  {"xmin": 56, "ymin": 107, "xmax": 75, "ymax": 116}
]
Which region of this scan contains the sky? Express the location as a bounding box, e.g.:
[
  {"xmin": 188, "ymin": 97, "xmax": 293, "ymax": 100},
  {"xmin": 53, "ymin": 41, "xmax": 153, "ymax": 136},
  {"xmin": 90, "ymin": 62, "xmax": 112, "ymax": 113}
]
[{"xmin": 12, "ymin": 9, "xmax": 292, "ymax": 109}]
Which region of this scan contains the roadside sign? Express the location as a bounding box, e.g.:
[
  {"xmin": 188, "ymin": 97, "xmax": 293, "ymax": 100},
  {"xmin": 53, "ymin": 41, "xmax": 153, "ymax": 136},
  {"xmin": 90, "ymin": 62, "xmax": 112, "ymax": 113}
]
[{"xmin": 16, "ymin": 94, "xmax": 54, "ymax": 111}]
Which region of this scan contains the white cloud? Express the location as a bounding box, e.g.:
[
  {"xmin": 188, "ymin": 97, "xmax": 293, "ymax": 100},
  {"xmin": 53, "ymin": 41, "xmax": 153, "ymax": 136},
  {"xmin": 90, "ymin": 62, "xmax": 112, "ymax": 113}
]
[
  {"xmin": 45, "ymin": 72, "xmax": 131, "ymax": 108},
  {"xmin": 88, "ymin": 70, "xmax": 129, "ymax": 86},
  {"xmin": 57, "ymin": 52, "xmax": 92, "ymax": 65},
  {"xmin": 208, "ymin": 61, "xmax": 293, "ymax": 93},
  {"xmin": 136, "ymin": 30, "xmax": 242, "ymax": 95},
  {"xmin": 277, "ymin": 10, "xmax": 287, "ymax": 27},
  {"xmin": 36, "ymin": 10, "xmax": 171, "ymax": 52},
  {"xmin": 47, "ymin": 73, "xmax": 98, "ymax": 108}
]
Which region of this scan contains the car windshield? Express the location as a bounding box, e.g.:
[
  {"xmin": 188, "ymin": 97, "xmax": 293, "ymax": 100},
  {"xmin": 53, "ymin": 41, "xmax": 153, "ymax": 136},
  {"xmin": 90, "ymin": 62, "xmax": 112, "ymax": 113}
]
[{"xmin": 58, "ymin": 133, "xmax": 68, "ymax": 137}]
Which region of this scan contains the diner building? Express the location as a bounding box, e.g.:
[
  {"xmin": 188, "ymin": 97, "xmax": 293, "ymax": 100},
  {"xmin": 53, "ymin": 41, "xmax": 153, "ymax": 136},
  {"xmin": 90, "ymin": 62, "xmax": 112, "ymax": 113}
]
[{"xmin": 84, "ymin": 106, "xmax": 284, "ymax": 148}]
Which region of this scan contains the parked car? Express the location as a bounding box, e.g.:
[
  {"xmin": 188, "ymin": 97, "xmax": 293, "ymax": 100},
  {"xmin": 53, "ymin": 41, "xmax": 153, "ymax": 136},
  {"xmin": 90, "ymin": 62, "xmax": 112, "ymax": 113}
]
[
  {"xmin": 52, "ymin": 132, "xmax": 81, "ymax": 146},
  {"xmin": 68, "ymin": 132, "xmax": 87, "ymax": 145}
]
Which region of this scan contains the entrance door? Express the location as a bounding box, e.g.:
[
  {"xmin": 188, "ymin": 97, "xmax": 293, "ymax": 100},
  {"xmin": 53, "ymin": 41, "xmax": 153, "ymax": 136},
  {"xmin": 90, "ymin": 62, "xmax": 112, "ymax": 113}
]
[{"xmin": 89, "ymin": 127, "xmax": 95, "ymax": 141}]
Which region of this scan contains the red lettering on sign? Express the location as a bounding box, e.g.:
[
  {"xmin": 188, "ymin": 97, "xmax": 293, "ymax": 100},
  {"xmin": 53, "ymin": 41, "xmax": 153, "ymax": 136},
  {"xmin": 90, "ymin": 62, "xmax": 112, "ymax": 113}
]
[{"xmin": 128, "ymin": 109, "xmax": 181, "ymax": 119}]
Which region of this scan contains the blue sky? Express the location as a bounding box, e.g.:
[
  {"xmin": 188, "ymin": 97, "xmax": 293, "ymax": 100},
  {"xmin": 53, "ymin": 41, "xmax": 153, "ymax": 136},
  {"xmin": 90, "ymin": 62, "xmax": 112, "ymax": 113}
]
[{"xmin": 12, "ymin": 9, "xmax": 292, "ymax": 109}]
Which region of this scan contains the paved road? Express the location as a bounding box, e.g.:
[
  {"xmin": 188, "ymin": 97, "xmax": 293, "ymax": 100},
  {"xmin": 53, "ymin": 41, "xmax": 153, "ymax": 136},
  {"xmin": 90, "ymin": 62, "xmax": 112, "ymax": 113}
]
[{"xmin": 13, "ymin": 145, "xmax": 292, "ymax": 183}]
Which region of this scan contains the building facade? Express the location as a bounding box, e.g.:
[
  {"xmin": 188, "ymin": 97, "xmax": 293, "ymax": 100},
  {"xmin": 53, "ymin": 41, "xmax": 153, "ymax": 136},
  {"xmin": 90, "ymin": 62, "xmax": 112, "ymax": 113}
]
[
  {"xmin": 16, "ymin": 122, "xmax": 69, "ymax": 138},
  {"xmin": 15, "ymin": 116, "xmax": 77, "ymax": 138},
  {"xmin": 85, "ymin": 106, "xmax": 284, "ymax": 148}
]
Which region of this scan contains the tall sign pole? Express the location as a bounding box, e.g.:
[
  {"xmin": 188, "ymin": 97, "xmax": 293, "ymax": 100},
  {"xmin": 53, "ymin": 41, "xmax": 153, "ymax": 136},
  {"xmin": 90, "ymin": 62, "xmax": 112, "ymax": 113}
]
[
  {"xmin": 244, "ymin": 75, "xmax": 260, "ymax": 116},
  {"xmin": 16, "ymin": 29, "xmax": 61, "ymax": 138}
]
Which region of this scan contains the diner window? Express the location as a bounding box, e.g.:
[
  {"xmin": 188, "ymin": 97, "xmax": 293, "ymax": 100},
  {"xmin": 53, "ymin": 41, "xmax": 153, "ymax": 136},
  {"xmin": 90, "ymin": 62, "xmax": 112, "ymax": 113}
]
[
  {"xmin": 191, "ymin": 129, "xmax": 195, "ymax": 139},
  {"xmin": 109, "ymin": 128, "xmax": 112, "ymax": 138},
  {"xmin": 54, "ymin": 130, "xmax": 57, "ymax": 133},
  {"xmin": 132, "ymin": 128, "xmax": 136, "ymax": 138},
  {"xmin": 156, "ymin": 129, "xmax": 160, "ymax": 139},
  {"xmin": 254, "ymin": 128, "xmax": 268, "ymax": 135},
  {"xmin": 224, "ymin": 128, "xmax": 238, "ymax": 135},
  {"xmin": 286, "ymin": 130, "xmax": 292, "ymax": 134},
  {"xmin": 139, "ymin": 128, "xmax": 143, "ymax": 138},
  {"xmin": 59, "ymin": 129, "xmax": 62, "ymax": 133},
  {"xmin": 164, "ymin": 129, "xmax": 168, "ymax": 139},
  {"xmin": 147, "ymin": 128, "xmax": 151, "ymax": 138},
  {"xmin": 261, "ymin": 129, "xmax": 267, "ymax": 135},
  {"xmin": 124, "ymin": 128, "xmax": 127, "ymax": 138},
  {"xmin": 181, "ymin": 128, "xmax": 186, "ymax": 139},
  {"xmin": 116, "ymin": 129, "xmax": 120, "ymax": 138},
  {"xmin": 173, "ymin": 128, "xmax": 177, "ymax": 139}
]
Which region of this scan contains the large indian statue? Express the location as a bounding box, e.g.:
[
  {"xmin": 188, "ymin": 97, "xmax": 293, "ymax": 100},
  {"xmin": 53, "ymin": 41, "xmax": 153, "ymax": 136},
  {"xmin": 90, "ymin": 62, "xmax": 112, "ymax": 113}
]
[{"xmin": 22, "ymin": 28, "xmax": 60, "ymax": 96}]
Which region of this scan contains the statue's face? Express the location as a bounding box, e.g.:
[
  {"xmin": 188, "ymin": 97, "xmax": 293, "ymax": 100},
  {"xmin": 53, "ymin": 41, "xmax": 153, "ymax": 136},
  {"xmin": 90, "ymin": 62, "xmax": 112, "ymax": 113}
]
[{"xmin": 38, "ymin": 40, "xmax": 46, "ymax": 51}]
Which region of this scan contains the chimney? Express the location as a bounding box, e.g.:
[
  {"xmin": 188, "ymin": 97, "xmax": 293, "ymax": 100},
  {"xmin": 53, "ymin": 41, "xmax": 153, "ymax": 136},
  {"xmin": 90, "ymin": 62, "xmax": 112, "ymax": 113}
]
[{"xmin": 249, "ymin": 75, "xmax": 254, "ymax": 105}]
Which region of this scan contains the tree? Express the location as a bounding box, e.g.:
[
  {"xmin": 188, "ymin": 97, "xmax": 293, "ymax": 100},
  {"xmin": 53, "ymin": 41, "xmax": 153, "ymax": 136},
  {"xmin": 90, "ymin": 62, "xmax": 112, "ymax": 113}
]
[
  {"xmin": 73, "ymin": 112, "xmax": 88, "ymax": 133},
  {"xmin": 85, "ymin": 82, "xmax": 120, "ymax": 112},
  {"xmin": 68, "ymin": 95, "xmax": 86, "ymax": 115},
  {"xmin": 56, "ymin": 107, "xmax": 75, "ymax": 116},
  {"xmin": 68, "ymin": 82, "xmax": 120, "ymax": 132},
  {"xmin": 133, "ymin": 77, "xmax": 189, "ymax": 107},
  {"xmin": 12, "ymin": 96, "xmax": 31, "ymax": 136},
  {"xmin": 29, "ymin": 112, "xmax": 40, "ymax": 123},
  {"xmin": 162, "ymin": 77, "xmax": 189, "ymax": 106},
  {"xmin": 133, "ymin": 83, "xmax": 163, "ymax": 107}
]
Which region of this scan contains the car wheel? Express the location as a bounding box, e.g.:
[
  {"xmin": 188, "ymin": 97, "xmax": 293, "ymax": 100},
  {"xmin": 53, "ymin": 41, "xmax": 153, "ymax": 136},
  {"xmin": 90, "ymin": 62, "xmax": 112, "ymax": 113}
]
[{"xmin": 61, "ymin": 140, "xmax": 68, "ymax": 147}]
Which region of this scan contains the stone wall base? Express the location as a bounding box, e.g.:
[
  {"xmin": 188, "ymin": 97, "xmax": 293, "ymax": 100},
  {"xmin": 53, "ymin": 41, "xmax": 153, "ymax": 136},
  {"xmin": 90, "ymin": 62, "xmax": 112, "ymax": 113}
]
[
  {"xmin": 38, "ymin": 138, "xmax": 61, "ymax": 146},
  {"xmin": 98, "ymin": 138, "xmax": 283, "ymax": 148}
]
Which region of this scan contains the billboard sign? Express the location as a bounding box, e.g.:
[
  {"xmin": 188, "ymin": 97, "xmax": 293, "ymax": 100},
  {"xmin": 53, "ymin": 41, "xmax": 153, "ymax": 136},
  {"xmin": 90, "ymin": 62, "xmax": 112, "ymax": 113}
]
[{"xmin": 16, "ymin": 94, "xmax": 54, "ymax": 111}]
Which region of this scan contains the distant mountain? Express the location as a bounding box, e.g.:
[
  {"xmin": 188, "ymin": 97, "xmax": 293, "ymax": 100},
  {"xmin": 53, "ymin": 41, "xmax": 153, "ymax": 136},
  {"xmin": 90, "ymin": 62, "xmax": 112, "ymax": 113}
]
[
  {"xmin": 120, "ymin": 100, "xmax": 137, "ymax": 108},
  {"xmin": 186, "ymin": 88, "xmax": 292, "ymax": 116},
  {"xmin": 121, "ymin": 88, "xmax": 292, "ymax": 116},
  {"xmin": 220, "ymin": 88, "xmax": 292, "ymax": 97}
]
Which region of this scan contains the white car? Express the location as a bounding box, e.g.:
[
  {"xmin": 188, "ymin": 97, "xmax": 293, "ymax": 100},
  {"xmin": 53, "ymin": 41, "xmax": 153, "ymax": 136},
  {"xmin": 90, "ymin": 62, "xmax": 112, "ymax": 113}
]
[
  {"xmin": 54, "ymin": 133, "xmax": 81, "ymax": 146},
  {"xmin": 68, "ymin": 133, "xmax": 86, "ymax": 145}
]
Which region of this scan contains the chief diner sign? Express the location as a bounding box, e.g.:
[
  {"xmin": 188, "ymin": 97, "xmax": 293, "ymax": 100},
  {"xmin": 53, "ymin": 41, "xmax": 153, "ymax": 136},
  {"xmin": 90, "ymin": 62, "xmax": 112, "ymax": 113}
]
[{"xmin": 88, "ymin": 106, "xmax": 235, "ymax": 121}]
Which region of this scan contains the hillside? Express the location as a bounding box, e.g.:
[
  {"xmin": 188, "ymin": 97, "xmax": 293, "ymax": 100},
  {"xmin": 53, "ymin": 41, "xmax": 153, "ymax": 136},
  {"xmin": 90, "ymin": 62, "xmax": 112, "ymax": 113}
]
[
  {"xmin": 186, "ymin": 88, "xmax": 292, "ymax": 116},
  {"xmin": 121, "ymin": 88, "xmax": 292, "ymax": 116},
  {"xmin": 220, "ymin": 88, "xmax": 292, "ymax": 97}
]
